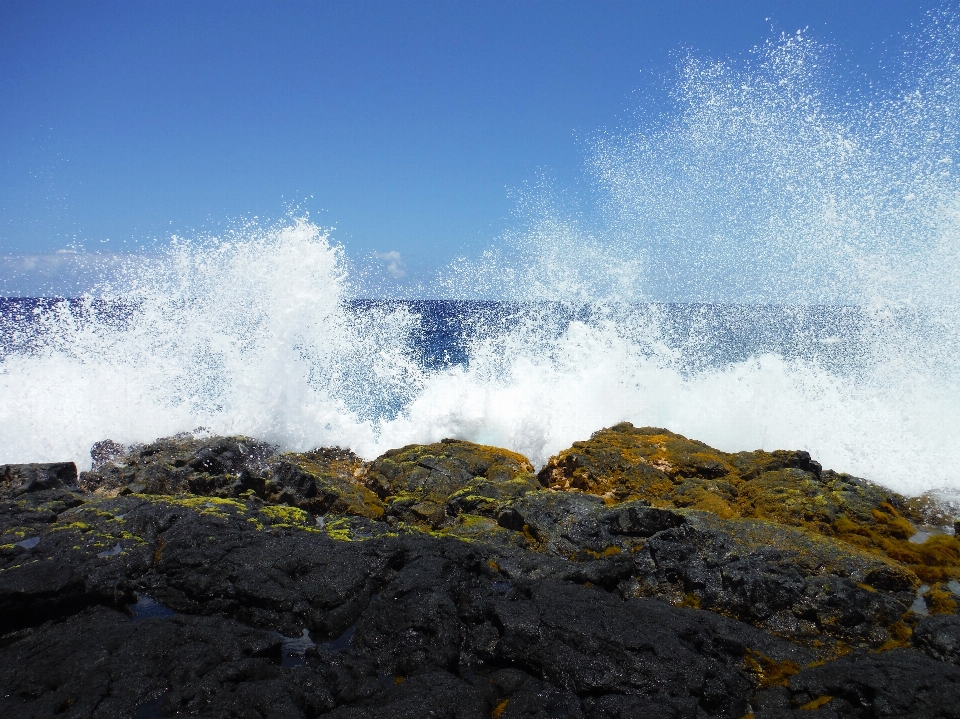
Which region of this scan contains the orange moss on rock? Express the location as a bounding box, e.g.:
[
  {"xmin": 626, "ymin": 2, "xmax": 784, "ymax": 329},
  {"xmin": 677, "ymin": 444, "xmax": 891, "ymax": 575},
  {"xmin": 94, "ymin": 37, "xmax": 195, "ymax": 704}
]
[
  {"xmin": 925, "ymin": 585, "xmax": 959, "ymax": 615},
  {"xmin": 745, "ymin": 650, "xmax": 801, "ymax": 689},
  {"xmin": 275, "ymin": 449, "xmax": 384, "ymax": 520},
  {"xmin": 799, "ymin": 695, "xmax": 834, "ymax": 711},
  {"xmin": 539, "ymin": 422, "xmax": 960, "ymax": 593},
  {"xmin": 362, "ymin": 439, "xmax": 537, "ymax": 530}
]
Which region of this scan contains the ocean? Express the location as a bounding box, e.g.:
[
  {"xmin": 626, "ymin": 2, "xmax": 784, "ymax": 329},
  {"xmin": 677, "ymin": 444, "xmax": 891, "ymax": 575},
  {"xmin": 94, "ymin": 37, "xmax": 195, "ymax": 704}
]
[
  {"xmin": 0, "ymin": 280, "xmax": 955, "ymax": 498},
  {"xmin": 1, "ymin": 23, "xmax": 959, "ymax": 497}
]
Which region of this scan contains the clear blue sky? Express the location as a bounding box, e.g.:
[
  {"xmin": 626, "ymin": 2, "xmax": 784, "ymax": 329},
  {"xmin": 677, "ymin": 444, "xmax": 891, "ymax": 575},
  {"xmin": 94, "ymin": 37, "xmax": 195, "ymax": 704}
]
[{"xmin": 0, "ymin": 0, "xmax": 947, "ymax": 292}]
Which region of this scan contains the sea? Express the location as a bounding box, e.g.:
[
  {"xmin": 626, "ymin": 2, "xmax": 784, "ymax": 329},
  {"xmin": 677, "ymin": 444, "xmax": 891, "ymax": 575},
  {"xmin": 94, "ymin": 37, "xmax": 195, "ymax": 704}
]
[{"xmin": 1, "ymin": 21, "xmax": 959, "ymax": 498}]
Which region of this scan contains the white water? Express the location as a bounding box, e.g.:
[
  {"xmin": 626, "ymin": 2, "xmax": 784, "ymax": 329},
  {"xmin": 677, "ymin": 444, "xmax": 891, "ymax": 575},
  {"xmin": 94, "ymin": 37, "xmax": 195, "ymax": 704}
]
[{"xmin": 2, "ymin": 18, "xmax": 959, "ymax": 496}]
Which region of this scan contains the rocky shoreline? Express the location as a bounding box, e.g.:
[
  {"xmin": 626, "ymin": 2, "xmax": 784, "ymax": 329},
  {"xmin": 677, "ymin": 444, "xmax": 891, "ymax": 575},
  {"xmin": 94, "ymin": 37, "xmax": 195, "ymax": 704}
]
[{"xmin": 2, "ymin": 423, "xmax": 959, "ymax": 717}]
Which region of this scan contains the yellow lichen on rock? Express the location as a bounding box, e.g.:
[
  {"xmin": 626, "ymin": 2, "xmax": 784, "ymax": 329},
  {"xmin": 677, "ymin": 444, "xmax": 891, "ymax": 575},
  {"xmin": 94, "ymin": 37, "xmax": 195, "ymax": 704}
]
[
  {"xmin": 363, "ymin": 439, "xmax": 536, "ymax": 530},
  {"xmin": 260, "ymin": 504, "xmax": 310, "ymax": 526}
]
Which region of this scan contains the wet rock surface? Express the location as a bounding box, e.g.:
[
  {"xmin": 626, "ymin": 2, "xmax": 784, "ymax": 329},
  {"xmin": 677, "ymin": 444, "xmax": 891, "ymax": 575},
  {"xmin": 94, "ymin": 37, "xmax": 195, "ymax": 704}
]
[
  {"xmin": 1, "ymin": 425, "xmax": 959, "ymax": 717},
  {"xmin": 1, "ymin": 462, "xmax": 78, "ymax": 496},
  {"xmin": 913, "ymin": 614, "xmax": 960, "ymax": 665}
]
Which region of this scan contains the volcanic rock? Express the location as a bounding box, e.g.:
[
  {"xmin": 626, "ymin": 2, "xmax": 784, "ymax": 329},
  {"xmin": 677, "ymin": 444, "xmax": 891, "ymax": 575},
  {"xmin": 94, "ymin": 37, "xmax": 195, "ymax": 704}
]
[
  {"xmin": 1, "ymin": 462, "xmax": 77, "ymax": 496},
  {"xmin": 540, "ymin": 423, "xmax": 959, "ymax": 585},
  {"xmin": 77, "ymin": 436, "xmax": 384, "ymax": 521},
  {"xmin": 2, "ymin": 425, "xmax": 959, "ymax": 717},
  {"xmin": 913, "ymin": 613, "xmax": 960, "ymax": 665},
  {"xmin": 362, "ymin": 439, "xmax": 536, "ymax": 528}
]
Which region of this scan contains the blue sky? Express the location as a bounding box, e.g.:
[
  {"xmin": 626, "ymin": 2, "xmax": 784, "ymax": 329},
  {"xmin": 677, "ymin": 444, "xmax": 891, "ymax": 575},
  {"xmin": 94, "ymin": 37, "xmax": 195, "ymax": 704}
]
[{"xmin": 0, "ymin": 0, "xmax": 947, "ymax": 294}]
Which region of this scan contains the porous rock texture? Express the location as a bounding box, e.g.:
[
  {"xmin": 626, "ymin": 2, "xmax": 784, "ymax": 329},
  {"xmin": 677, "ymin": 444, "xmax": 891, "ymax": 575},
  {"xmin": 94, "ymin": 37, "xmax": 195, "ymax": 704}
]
[{"xmin": 1, "ymin": 424, "xmax": 959, "ymax": 718}]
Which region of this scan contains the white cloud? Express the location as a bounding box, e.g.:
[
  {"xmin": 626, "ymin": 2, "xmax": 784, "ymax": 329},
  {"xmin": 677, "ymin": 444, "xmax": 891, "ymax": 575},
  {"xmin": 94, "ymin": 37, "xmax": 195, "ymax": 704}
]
[
  {"xmin": 0, "ymin": 251, "xmax": 135, "ymax": 296},
  {"xmin": 374, "ymin": 250, "xmax": 406, "ymax": 278}
]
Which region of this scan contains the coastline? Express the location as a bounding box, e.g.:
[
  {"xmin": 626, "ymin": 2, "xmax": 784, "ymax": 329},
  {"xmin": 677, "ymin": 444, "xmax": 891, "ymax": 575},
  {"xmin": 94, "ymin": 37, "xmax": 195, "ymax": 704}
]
[{"xmin": 2, "ymin": 423, "xmax": 959, "ymax": 716}]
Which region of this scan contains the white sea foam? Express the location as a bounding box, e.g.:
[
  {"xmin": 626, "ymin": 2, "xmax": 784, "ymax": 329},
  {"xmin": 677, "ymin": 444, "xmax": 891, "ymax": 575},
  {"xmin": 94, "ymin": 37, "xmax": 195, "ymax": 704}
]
[
  {"xmin": 1, "ymin": 221, "xmax": 424, "ymax": 466},
  {"xmin": 1, "ymin": 17, "xmax": 959, "ymax": 496}
]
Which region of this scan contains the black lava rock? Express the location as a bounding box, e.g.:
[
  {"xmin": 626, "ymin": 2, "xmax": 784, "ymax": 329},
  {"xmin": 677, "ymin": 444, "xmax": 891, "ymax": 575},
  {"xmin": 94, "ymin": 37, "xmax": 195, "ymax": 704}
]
[
  {"xmin": 2, "ymin": 431, "xmax": 959, "ymax": 718},
  {"xmin": 1, "ymin": 462, "xmax": 77, "ymax": 496}
]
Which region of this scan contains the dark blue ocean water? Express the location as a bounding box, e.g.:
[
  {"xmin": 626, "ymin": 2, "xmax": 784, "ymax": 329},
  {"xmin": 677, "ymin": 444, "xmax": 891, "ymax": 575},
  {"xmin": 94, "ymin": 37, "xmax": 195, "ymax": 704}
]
[{"xmin": 3, "ymin": 297, "xmax": 865, "ymax": 374}]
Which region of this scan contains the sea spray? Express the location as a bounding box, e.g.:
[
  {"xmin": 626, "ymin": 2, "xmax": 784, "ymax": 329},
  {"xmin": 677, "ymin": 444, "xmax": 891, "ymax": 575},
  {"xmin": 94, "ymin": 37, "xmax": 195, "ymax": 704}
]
[
  {"xmin": 431, "ymin": 18, "xmax": 960, "ymax": 493},
  {"xmin": 0, "ymin": 220, "xmax": 424, "ymax": 465},
  {"xmin": 2, "ymin": 18, "xmax": 959, "ymax": 496}
]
